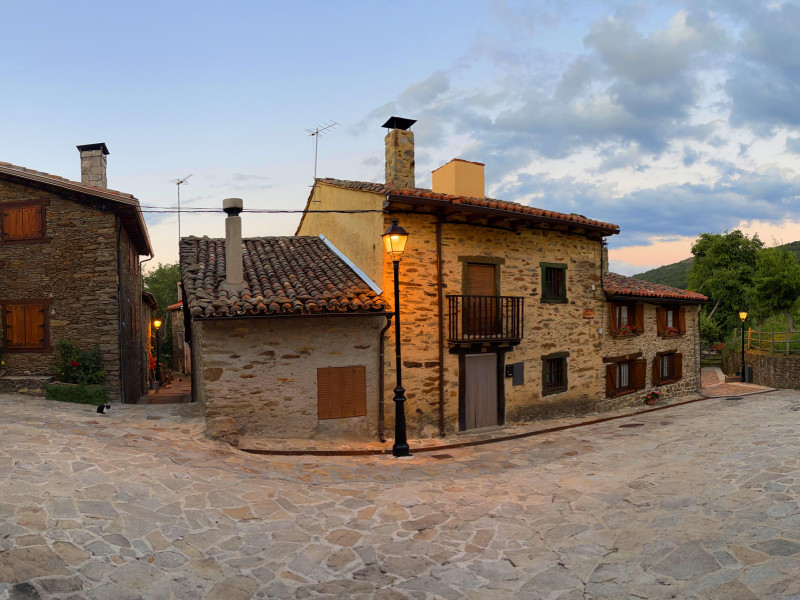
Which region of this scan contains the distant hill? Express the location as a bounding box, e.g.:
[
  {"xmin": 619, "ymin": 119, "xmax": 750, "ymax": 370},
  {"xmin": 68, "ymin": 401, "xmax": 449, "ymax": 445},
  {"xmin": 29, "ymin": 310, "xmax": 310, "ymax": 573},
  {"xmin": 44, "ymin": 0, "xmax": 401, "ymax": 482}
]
[
  {"xmin": 632, "ymin": 240, "xmax": 800, "ymax": 290},
  {"xmin": 632, "ymin": 257, "xmax": 694, "ymax": 290}
]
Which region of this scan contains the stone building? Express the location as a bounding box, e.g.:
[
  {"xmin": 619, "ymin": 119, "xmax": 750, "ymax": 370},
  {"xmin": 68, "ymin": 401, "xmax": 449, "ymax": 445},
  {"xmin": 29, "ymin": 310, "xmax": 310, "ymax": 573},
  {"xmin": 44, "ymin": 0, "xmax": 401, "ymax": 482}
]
[
  {"xmin": 296, "ymin": 117, "xmax": 708, "ymax": 438},
  {"xmin": 0, "ymin": 144, "xmax": 154, "ymax": 402},
  {"xmin": 179, "ymin": 199, "xmax": 390, "ymax": 442}
]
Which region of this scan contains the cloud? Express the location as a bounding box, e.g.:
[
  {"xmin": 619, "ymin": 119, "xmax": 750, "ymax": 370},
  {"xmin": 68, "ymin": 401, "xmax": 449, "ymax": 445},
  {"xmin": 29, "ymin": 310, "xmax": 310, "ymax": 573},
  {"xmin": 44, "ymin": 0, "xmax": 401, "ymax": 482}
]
[{"xmin": 211, "ymin": 172, "xmax": 272, "ymax": 191}]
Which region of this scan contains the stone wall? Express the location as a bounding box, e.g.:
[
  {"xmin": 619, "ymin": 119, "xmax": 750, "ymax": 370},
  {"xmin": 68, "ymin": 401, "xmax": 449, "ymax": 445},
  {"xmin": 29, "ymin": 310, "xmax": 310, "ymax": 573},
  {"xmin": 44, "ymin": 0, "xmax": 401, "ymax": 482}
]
[
  {"xmin": 598, "ymin": 303, "xmax": 702, "ymax": 411},
  {"xmin": 195, "ymin": 315, "xmax": 386, "ymax": 440},
  {"xmin": 0, "ymin": 179, "xmax": 124, "ymax": 400},
  {"xmin": 734, "ymin": 349, "xmax": 800, "ymax": 389},
  {"xmin": 378, "ymin": 211, "xmax": 610, "ymax": 436},
  {"xmin": 170, "ymin": 307, "xmax": 187, "ymax": 374},
  {"xmin": 118, "ymin": 224, "xmax": 148, "ymax": 403}
]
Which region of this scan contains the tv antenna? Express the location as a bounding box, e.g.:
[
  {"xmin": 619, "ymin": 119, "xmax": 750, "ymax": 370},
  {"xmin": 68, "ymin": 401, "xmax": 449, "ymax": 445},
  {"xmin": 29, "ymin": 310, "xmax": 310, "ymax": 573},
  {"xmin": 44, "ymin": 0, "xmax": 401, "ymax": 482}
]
[
  {"xmin": 169, "ymin": 174, "xmax": 193, "ymax": 240},
  {"xmin": 305, "ymin": 121, "xmax": 340, "ymax": 185}
]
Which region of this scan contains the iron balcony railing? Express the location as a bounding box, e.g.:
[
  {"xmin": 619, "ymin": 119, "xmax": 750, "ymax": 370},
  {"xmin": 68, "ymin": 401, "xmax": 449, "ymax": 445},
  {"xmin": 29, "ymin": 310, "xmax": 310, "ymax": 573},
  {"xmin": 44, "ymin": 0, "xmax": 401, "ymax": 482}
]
[{"xmin": 447, "ymin": 295, "xmax": 524, "ymax": 344}]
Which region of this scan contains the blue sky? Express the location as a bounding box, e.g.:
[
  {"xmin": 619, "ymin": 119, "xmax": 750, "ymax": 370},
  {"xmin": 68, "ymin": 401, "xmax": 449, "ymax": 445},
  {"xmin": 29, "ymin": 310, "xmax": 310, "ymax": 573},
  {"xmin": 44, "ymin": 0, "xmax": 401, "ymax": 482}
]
[{"xmin": 3, "ymin": 1, "xmax": 800, "ymax": 275}]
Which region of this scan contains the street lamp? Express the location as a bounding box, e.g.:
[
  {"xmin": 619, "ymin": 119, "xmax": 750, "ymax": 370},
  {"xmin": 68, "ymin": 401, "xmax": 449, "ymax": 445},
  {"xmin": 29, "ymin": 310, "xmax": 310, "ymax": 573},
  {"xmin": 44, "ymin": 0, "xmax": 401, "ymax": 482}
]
[
  {"xmin": 153, "ymin": 319, "xmax": 163, "ymax": 385},
  {"xmin": 739, "ymin": 310, "xmax": 748, "ymax": 383},
  {"xmin": 382, "ymin": 219, "xmax": 410, "ymax": 458}
]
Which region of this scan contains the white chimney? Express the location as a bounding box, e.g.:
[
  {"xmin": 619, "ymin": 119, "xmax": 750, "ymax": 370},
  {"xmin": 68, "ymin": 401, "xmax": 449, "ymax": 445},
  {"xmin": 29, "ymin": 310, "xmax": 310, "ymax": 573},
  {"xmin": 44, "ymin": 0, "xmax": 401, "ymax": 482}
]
[{"xmin": 220, "ymin": 198, "xmax": 244, "ymax": 292}]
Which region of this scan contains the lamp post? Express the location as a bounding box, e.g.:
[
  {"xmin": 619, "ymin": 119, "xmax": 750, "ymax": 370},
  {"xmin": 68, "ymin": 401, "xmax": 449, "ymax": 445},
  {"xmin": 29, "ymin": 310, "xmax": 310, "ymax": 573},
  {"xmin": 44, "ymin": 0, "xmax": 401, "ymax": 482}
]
[
  {"xmin": 383, "ymin": 219, "xmax": 410, "ymax": 458},
  {"xmin": 154, "ymin": 319, "xmax": 162, "ymax": 384},
  {"xmin": 739, "ymin": 310, "xmax": 748, "ymax": 383}
]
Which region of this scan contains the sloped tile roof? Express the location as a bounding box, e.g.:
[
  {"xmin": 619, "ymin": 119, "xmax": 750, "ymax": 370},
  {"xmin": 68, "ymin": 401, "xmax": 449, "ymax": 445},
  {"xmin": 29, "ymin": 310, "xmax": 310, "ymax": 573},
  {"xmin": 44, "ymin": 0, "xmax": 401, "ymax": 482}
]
[
  {"xmin": 180, "ymin": 236, "xmax": 389, "ymax": 319},
  {"xmin": 167, "ymin": 301, "xmax": 183, "ymax": 311},
  {"xmin": 603, "ymin": 272, "xmax": 708, "ymax": 302},
  {"xmin": 317, "ymin": 178, "xmax": 619, "ymax": 235},
  {"xmin": 0, "ymin": 160, "xmax": 152, "ymax": 256}
]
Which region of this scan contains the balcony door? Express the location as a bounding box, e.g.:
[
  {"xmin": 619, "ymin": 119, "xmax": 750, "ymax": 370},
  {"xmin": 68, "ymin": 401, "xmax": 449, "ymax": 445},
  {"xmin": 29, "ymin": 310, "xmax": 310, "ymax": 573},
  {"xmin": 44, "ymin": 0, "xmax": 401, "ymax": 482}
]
[{"xmin": 465, "ymin": 263, "xmax": 498, "ymax": 336}]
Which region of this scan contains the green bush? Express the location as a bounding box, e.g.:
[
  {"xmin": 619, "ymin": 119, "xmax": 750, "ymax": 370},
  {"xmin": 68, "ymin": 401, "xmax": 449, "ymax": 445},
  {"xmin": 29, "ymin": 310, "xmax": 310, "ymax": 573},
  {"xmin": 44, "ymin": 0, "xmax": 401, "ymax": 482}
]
[
  {"xmin": 699, "ymin": 312, "xmax": 723, "ymax": 345},
  {"xmin": 53, "ymin": 340, "xmax": 105, "ymax": 385},
  {"xmin": 45, "ymin": 383, "xmax": 109, "ymax": 406}
]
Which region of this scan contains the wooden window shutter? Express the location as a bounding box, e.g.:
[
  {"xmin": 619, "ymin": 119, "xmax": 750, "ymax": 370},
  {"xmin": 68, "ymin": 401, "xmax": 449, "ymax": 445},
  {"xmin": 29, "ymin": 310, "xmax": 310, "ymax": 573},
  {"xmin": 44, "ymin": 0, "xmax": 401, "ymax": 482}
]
[
  {"xmin": 675, "ymin": 353, "xmax": 683, "ymax": 380},
  {"xmin": 634, "ymin": 303, "xmax": 644, "ymax": 334},
  {"xmin": 317, "ymin": 366, "xmax": 367, "ymax": 419},
  {"xmin": 609, "ymin": 303, "xmax": 618, "ymax": 333},
  {"xmin": 632, "ymin": 358, "xmax": 647, "ymax": 389},
  {"xmin": 3, "ymin": 206, "xmax": 43, "ymax": 240},
  {"xmin": 678, "ymin": 307, "xmax": 686, "ymax": 334},
  {"xmin": 5, "ymin": 304, "xmax": 45, "ymax": 348},
  {"xmin": 656, "ymin": 307, "xmax": 666, "ymax": 335},
  {"xmin": 605, "ymin": 363, "xmax": 617, "ymax": 397}
]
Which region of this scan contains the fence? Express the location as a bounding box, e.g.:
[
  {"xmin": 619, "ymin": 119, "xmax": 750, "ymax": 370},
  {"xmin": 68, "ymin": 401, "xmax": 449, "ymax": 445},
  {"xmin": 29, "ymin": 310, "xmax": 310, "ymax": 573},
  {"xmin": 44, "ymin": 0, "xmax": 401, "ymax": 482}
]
[{"xmin": 735, "ymin": 327, "xmax": 800, "ymax": 355}]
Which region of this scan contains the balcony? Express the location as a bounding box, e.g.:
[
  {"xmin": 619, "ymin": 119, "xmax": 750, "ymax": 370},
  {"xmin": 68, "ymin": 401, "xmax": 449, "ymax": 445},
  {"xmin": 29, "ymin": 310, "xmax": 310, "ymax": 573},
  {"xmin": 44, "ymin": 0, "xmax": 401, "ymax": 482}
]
[{"xmin": 447, "ymin": 295, "xmax": 524, "ymax": 345}]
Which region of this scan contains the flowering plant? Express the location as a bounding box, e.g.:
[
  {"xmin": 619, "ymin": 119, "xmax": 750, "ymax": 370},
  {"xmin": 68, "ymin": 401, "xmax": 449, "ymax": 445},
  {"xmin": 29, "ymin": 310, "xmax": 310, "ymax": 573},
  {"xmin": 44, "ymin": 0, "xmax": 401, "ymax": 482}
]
[
  {"xmin": 53, "ymin": 340, "xmax": 105, "ymax": 385},
  {"xmin": 617, "ymin": 324, "xmax": 634, "ymax": 335},
  {"xmin": 665, "ymin": 326, "xmax": 679, "ymax": 336},
  {"xmin": 645, "ymin": 390, "xmax": 661, "ymax": 404}
]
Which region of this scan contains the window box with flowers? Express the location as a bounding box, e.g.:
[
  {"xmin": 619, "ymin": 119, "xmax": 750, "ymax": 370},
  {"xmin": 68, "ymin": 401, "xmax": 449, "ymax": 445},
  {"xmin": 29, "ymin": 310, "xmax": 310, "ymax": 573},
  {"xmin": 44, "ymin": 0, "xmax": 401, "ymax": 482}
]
[
  {"xmin": 645, "ymin": 390, "xmax": 661, "ymax": 405},
  {"xmin": 657, "ymin": 306, "xmax": 686, "ymax": 337},
  {"xmin": 610, "ymin": 302, "xmax": 644, "ymax": 338}
]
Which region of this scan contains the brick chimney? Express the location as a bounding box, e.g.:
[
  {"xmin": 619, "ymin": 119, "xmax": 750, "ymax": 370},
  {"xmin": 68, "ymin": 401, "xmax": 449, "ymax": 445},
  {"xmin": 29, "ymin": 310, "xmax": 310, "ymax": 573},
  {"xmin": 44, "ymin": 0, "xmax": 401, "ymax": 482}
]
[
  {"xmin": 76, "ymin": 143, "xmax": 109, "ymax": 189},
  {"xmin": 220, "ymin": 198, "xmax": 245, "ymax": 292},
  {"xmin": 383, "ymin": 116, "xmax": 416, "ymax": 189},
  {"xmin": 432, "ymin": 158, "xmax": 485, "ymax": 198}
]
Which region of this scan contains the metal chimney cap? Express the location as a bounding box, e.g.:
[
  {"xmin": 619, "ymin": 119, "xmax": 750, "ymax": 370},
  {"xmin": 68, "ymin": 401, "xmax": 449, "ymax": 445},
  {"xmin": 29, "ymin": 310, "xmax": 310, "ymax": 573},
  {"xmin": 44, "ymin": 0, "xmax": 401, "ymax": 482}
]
[
  {"xmin": 382, "ymin": 116, "xmax": 416, "ymax": 131},
  {"xmin": 76, "ymin": 143, "xmax": 109, "ymax": 155},
  {"xmin": 223, "ymin": 197, "xmax": 243, "ymax": 216}
]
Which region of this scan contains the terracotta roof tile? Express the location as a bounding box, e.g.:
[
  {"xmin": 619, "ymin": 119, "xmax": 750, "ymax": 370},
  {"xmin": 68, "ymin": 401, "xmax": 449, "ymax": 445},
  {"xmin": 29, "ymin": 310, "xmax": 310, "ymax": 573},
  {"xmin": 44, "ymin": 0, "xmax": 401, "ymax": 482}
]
[
  {"xmin": 167, "ymin": 301, "xmax": 183, "ymax": 311},
  {"xmin": 317, "ymin": 178, "xmax": 619, "ymax": 235},
  {"xmin": 603, "ymin": 272, "xmax": 708, "ymax": 302},
  {"xmin": 180, "ymin": 236, "xmax": 389, "ymax": 319}
]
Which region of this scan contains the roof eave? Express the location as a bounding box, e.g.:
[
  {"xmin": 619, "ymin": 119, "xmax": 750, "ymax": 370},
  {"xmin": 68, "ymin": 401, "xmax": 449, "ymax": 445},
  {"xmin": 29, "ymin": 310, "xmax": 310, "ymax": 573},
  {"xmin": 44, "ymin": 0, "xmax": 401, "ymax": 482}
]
[{"xmin": 604, "ymin": 294, "xmax": 708, "ymax": 304}]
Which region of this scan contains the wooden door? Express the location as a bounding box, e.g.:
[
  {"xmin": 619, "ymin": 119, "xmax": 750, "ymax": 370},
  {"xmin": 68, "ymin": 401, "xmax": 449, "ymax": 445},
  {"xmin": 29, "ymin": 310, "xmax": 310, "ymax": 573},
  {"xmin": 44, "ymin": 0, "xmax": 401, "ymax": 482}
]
[
  {"xmin": 464, "ymin": 353, "xmax": 498, "ymax": 429},
  {"xmin": 465, "ymin": 263, "xmax": 498, "ymax": 336}
]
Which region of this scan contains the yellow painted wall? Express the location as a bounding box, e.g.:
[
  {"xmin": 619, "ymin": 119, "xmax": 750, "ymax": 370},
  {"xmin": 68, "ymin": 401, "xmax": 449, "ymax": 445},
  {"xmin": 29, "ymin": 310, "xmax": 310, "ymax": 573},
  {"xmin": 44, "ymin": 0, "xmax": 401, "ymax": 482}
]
[
  {"xmin": 295, "ymin": 184, "xmax": 385, "ymax": 284},
  {"xmin": 431, "ymin": 159, "xmax": 485, "ymax": 198}
]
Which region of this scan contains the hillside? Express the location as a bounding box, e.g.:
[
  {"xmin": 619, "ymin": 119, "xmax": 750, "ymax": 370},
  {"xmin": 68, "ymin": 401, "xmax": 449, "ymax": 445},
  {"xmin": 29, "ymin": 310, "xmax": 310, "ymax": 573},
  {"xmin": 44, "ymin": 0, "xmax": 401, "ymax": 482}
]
[{"xmin": 631, "ymin": 240, "xmax": 800, "ymax": 289}]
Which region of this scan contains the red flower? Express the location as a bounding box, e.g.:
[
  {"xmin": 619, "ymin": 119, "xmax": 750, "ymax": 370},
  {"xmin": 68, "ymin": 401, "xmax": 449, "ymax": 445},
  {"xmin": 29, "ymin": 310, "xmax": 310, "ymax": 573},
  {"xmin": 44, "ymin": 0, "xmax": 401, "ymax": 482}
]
[{"xmin": 70, "ymin": 360, "xmax": 80, "ymax": 367}]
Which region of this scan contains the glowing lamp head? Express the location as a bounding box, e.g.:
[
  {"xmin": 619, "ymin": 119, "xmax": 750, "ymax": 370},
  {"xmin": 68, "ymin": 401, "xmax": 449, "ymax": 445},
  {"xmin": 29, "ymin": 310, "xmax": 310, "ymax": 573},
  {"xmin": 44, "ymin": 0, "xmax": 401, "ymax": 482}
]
[
  {"xmin": 739, "ymin": 311, "xmax": 748, "ymax": 322},
  {"xmin": 153, "ymin": 319, "xmax": 162, "ymax": 330},
  {"xmin": 382, "ymin": 219, "xmax": 409, "ymax": 261}
]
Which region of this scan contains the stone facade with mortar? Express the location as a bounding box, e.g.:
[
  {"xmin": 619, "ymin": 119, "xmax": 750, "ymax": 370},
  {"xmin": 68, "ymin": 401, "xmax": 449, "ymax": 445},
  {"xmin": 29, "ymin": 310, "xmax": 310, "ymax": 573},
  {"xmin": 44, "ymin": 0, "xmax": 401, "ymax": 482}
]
[
  {"xmin": 192, "ymin": 315, "xmax": 386, "ymax": 440},
  {"xmin": 598, "ymin": 303, "xmax": 702, "ymax": 411},
  {"xmin": 0, "ymin": 177, "xmax": 149, "ymax": 402}
]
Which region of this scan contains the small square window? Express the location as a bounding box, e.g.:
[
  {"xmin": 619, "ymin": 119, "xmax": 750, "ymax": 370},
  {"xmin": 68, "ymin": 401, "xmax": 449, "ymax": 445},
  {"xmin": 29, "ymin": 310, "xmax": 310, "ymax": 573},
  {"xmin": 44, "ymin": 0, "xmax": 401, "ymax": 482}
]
[
  {"xmin": 610, "ymin": 302, "xmax": 643, "ymax": 336},
  {"xmin": 317, "ymin": 365, "xmax": 367, "ymax": 419},
  {"xmin": 605, "ymin": 356, "xmax": 646, "ymax": 397},
  {"xmin": 657, "ymin": 306, "xmax": 685, "ymax": 336},
  {"xmin": 2, "ymin": 299, "xmax": 50, "ymax": 351},
  {"xmin": 540, "ymin": 263, "xmax": 567, "ymax": 303},
  {"xmin": 654, "ymin": 352, "xmax": 682, "ymax": 385}
]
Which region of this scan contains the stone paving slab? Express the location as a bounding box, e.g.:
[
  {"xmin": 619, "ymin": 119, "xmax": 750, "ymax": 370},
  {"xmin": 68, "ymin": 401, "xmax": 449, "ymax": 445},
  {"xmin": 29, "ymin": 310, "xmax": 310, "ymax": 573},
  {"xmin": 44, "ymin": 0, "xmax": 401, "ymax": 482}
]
[{"xmin": 2, "ymin": 390, "xmax": 800, "ymax": 598}]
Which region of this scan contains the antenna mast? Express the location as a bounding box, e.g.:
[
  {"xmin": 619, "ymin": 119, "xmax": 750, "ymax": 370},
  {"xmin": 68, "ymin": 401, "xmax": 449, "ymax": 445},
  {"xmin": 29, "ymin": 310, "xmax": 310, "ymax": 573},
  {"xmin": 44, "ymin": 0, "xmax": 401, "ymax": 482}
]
[
  {"xmin": 305, "ymin": 121, "xmax": 340, "ymax": 184},
  {"xmin": 169, "ymin": 174, "xmax": 193, "ymax": 240}
]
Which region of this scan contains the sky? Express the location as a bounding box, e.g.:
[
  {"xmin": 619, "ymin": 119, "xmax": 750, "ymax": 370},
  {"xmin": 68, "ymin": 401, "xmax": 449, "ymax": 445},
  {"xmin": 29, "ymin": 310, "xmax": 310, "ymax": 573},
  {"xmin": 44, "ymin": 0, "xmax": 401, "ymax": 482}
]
[{"xmin": 3, "ymin": 0, "xmax": 800, "ymax": 276}]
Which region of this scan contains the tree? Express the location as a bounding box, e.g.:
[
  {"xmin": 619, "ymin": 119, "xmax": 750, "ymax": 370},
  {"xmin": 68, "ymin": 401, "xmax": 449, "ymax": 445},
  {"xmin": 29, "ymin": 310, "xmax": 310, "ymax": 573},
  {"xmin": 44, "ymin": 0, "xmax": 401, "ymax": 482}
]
[
  {"xmin": 749, "ymin": 246, "xmax": 800, "ymax": 330},
  {"xmin": 688, "ymin": 230, "xmax": 763, "ymax": 337},
  {"xmin": 143, "ymin": 263, "xmax": 181, "ymax": 368}
]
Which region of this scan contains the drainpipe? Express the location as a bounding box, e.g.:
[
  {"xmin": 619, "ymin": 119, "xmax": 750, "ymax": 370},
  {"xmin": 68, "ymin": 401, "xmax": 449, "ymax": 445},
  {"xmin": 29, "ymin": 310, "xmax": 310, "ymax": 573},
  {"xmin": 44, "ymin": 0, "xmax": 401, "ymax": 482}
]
[
  {"xmin": 378, "ymin": 313, "xmax": 394, "ymax": 443},
  {"xmin": 436, "ymin": 214, "xmax": 446, "ymax": 437},
  {"xmin": 116, "ymin": 218, "xmax": 126, "ymax": 404}
]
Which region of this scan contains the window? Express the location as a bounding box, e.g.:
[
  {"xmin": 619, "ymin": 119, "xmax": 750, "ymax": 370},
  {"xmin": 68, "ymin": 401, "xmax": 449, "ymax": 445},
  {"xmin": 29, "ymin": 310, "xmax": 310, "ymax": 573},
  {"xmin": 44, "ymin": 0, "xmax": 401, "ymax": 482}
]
[
  {"xmin": 1, "ymin": 202, "xmax": 47, "ymax": 242},
  {"xmin": 657, "ymin": 306, "xmax": 686, "ymax": 337},
  {"xmin": 605, "ymin": 354, "xmax": 646, "ymax": 397},
  {"xmin": 610, "ymin": 302, "xmax": 644, "ymax": 336},
  {"xmin": 2, "ymin": 299, "xmax": 50, "ymax": 351},
  {"xmin": 540, "ymin": 263, "xmax": 567, "ymax": 303},
  {"xmin": 542, "ymin": 352, "xmax": 568, "ymax": 396},
  {"xmin": 653, "ymin": 351, "xmax": 682, "ymax": 385},
  {"xmin": 317, "ymin": 365, "xmax": 367, "ymax": 419}
]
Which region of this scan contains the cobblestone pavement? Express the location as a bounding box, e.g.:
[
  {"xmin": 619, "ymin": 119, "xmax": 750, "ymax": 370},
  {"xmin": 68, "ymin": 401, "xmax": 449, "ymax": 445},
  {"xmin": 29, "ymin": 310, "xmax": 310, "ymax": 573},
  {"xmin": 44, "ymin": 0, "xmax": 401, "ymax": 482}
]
[{"xmin": 3, "ymin": 391, "xmax": 800, "ymax": 599}]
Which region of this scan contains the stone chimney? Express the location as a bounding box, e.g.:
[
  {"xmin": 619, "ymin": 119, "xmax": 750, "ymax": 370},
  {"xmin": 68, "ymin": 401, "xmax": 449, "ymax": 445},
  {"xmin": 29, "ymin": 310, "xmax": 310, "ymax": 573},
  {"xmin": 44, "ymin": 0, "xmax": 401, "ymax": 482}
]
[
  {"xmin": 220, "ymin": 198, "xmax": 244, "ymax": 292},
  {"xmin": 383, "ymin": 116, "xmax": 416, "ymax": 189},
  {"xmin": 76, "ymin": 143, "xmax": 109, "ymax": 189},
  {"xmin": 432, "ymin": 159, "xmax": 485, "ymax": 198}
]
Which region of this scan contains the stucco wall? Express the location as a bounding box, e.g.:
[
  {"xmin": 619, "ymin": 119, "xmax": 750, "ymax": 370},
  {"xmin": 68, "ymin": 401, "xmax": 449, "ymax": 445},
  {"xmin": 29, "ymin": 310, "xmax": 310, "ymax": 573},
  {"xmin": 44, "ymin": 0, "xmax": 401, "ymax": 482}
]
[
  {"xmin": 295, "ymin": 184, "xmax": 385, "ymax": 284},
  {"xmin": 195, "ymin": 315, "xmax": 386, "ymax": 439},
  {"xmin": 0, "ymin": 178, "xmax": 126, "ymax": 400},
  {"xmin": 598, "ymin": 303, "xmax": 702, "ymax": 411}
]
